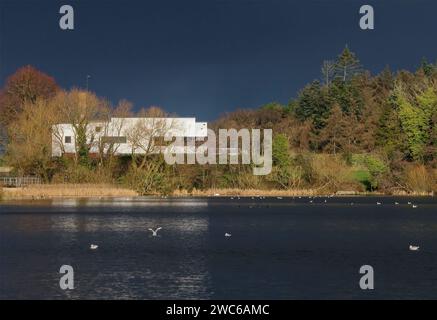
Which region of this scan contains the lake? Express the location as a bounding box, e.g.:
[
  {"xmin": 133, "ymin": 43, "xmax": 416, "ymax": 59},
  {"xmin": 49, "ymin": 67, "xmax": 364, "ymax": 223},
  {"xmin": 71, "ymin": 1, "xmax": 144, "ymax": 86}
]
[{"xmin": 1, "ymin": 196, "xmax": 437, "ymax": 300}]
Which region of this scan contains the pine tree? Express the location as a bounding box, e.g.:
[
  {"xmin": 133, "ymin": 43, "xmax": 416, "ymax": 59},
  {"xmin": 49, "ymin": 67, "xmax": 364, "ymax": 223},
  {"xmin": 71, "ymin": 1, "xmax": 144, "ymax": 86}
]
[
  {"xmin": 295, "ymin": 81, "xmax": 331, "ymax": 129},
  {"xmin": 420, "ymin": 58, "xmax": 436, "ymax": 77},
  {"xmin": 335, "ymin": 46, "xmax": 362, "ymax": 82}
]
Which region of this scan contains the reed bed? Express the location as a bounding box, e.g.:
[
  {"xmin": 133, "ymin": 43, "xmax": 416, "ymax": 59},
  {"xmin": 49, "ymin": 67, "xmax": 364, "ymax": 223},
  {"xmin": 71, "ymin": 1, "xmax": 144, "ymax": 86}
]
[{"xmin": 2, "ymin": 184, "xmax": 138, "ymax": 199}]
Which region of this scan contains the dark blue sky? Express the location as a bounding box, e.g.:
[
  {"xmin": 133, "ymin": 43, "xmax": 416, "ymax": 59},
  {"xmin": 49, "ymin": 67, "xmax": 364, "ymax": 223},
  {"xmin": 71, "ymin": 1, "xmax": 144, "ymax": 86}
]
[{"xmin": 0, "ymin": 0, "xmax": 436, "ymax": 120}]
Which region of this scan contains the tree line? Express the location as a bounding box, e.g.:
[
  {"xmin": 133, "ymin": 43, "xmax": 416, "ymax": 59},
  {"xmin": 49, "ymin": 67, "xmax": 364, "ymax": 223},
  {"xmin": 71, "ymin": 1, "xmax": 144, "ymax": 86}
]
[{"xmin": 0, "ymin": 47, "xmax": 436, "ymax": 194}]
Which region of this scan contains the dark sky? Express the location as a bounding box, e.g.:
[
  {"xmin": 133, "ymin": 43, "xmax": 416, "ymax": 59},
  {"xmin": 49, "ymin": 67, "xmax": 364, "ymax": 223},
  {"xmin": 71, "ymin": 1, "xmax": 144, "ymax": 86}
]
[{"xmin": 0, "ymin": 0, "xmax": 436, "ymax": 120}]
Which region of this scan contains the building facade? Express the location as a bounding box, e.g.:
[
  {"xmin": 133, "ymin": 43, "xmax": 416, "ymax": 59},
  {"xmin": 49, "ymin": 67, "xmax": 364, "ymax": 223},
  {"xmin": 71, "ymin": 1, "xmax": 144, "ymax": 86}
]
[{"xmin": 51, "ymin": 117, "xmax": 208, "ymax": 157}]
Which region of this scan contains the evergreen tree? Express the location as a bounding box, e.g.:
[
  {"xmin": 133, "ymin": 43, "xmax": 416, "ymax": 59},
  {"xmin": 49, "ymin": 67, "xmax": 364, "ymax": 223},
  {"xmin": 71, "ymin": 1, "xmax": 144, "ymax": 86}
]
[
  {"xmin": 295, "ymin": 81, "xmax": 331, "ymax": 129},
  {"xmin": 335, "ymin": 46, "xmax": 362, "ymax": 82},
  {"xmin": 328, "ymin": 80, "xmax": 364, "ymax": 115},
  {"xmin": 420, "ymin": 58, "xmax": 436, "ymax": 77}
]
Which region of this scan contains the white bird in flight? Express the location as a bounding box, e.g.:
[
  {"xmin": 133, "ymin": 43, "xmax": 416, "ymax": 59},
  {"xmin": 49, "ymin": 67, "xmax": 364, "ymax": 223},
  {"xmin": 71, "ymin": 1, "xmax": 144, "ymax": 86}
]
[
  {"xmin": 90, "ymin": 244, "xmax": 98, "ymax": 250},
  {"xmin": 409, "ymin": 245, "xmax": 420, "ymax": 251},
  {"xmin": 225, "ymin": 233, "xmax": 232, "ymax": 237},
  {"xmin": 149, "ymin": 227, "xmax": 162, "ymax": 237}
]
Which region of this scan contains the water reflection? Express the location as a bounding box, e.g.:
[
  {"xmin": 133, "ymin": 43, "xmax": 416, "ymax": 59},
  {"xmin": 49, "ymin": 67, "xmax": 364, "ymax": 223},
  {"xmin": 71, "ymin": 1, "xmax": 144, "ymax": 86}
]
[
  {"xmin": 2, "ymin": 197, "xmax": 437, "ymax": 299},
  {"xmin": 0, "ymin": 206, "xmax": 212, "ymax": 299},
  {"xmin": 51, "ymin": 197, "xmax": 208, "ymax": 209},
  {"xmin": 48, "ymin": 215, "xmax": 209, "ymax": 234}
]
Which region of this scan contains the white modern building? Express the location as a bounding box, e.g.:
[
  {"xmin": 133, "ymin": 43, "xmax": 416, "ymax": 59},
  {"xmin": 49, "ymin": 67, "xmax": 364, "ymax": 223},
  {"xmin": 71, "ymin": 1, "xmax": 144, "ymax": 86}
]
[{"xmin": 51, "ymin": 117, "xmax": 208, "ymax": 157}]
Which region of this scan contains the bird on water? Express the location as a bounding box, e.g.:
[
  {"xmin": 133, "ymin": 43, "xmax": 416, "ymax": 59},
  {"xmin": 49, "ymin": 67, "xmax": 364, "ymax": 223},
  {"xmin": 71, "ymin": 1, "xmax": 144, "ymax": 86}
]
[{"xmin": 149, "ymin": 227, "xmax": 162, "ymax": 237}]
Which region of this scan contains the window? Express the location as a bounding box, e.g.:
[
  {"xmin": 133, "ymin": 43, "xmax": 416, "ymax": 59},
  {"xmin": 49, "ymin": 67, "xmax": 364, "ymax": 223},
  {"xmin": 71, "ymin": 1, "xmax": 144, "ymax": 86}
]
[
  {"xmin": 101, "ymin": 136, "xmax": 127, "ymax": 144},
  {"xmin": 64, "ymin": 136, "xmax": 72, "ymax": 144},
  {"xmin": 95, "ymin": 126, "xmax": 102, "ymax": 133}
]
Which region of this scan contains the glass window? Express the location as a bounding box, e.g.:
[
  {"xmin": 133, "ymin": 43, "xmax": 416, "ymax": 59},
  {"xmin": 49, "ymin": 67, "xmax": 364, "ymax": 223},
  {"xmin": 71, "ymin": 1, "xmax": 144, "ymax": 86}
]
[{"xmin": 101, "ymin": 136, "xmax": 127, "ymax": 144}]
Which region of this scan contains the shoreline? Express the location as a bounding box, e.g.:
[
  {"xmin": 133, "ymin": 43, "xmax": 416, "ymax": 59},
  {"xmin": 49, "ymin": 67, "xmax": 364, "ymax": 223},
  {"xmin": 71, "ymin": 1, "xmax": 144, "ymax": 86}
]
[{"xmin": 1, "ymin": 184, "xmax": 434, "ymax": 201}]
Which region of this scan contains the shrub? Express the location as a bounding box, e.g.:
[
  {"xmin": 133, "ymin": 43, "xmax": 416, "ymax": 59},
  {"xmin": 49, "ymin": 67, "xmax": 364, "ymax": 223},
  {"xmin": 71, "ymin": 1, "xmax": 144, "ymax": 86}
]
[
  {"xmin": 404, "ymin": 164, "xmax": 434, "ymax": 193},
  {"xmin": 272, "ymin": 134, "xmax": 291, "ymax": 167},
  {"xmin": 294, "ymin": 153, "xmax": 316, "ymax": 185},
  {"xmin": 352, "ymin": 154, "xmax": 388, "ymax": 190},
  {"xmin": 311, "ymin": 154, "xmax": 353, "ymax": 191},
  {"xmin": 268, "ymin": 165, "xmax": 304, "ymax": 189},
  {"xmin": 51, "ymin": 165, "xmax": 114, "ymax": 184},
  {"xmin": 217, "ymin": 165, "xmax": 263, "ymax": 189},
  {"xmin": 123, "ymin": 162, "xmax": 173, "ymax": 195}
]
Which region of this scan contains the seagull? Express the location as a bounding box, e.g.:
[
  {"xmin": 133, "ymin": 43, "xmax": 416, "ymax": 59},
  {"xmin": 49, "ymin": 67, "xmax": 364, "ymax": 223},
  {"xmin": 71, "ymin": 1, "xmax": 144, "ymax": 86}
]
[
  {"xmin": 377, "ymin": 202, "xmax": 382, "ymax": 205},
  {"xmin": 277, "ymin": 197, "xmax": 283, "ymax": 200},
  {"xmin": 412, "ymin": 205, "xmax": 418, "ymax": 208},
  {"xmin": 148, "ymin": 227, "xmax": 162, "ymax": 237},
  {"xmin": 395, "ymin": 202, "xmax": 399, "ymax": 205},
  {"xmin": 90, "ymin": 244, "xmax": 98, "ymax": 250},
  {"xmin": 408, "ymin": 201, "xmax": 412, "ymax": 205},
  {"xmin": 409, "ymin": 245, "xmax": 420, "ymax": 251},
  {"xmin": 225, "ymin": 233, "xmax": 232, "ymax": 237}
]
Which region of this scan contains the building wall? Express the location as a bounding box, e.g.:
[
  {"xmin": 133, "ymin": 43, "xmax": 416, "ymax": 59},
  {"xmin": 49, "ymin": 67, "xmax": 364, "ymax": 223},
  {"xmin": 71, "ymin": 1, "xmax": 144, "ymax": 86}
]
[{"xmin": 51, "ymin": 117, "xmax": 208, "ymax": 157}]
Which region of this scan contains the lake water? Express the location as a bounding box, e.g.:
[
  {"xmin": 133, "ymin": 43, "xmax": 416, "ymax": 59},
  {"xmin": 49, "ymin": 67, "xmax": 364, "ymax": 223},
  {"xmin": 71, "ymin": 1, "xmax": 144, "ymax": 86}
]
[{"xmin": 1, "ymin": 196, "xmax": 437, "ymax": 300}]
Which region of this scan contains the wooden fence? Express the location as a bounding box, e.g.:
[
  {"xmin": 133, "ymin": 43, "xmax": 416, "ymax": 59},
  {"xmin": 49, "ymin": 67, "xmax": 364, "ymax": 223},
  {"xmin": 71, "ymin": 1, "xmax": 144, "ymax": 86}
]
[{"xmin": 0, "ymin": 176, "xmax": 42, "ymax": 187}]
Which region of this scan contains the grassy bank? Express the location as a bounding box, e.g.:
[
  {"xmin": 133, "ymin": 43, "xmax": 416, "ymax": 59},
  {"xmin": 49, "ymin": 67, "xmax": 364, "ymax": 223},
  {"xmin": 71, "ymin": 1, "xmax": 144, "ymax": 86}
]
[
  {"xmin": 1, "ymin": 184, "xmax": 138, "ymax": 200},
  {"xmin": 174, "ymin": 188, "xmax": 434, "ymax": 197},
  {"xmin": 2, "ymin": 185, "xmax": 324, "ymax": 200},
  {"xmin": 1, "ymin": 184, "xmax": 434, "ymax": 201}
]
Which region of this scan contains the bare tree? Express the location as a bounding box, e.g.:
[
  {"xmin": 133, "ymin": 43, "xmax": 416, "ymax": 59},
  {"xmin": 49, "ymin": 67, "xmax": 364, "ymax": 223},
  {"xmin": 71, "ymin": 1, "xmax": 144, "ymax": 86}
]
[
  {"xmin": 6, "ymin": 98, "xmax": 62, "ymax": 180},
  {"xmin": 54, "ymin": 89, "xmax": 106, "ymax": 165},
  {"xmin": 127, "ymin": 107, "xmax": 176, "ymax": 170},
  {"xmin": 321, "ymin": 60, "xmax": 336, "ymax": 86},
  {"xmin": 97, "ymin": 99, "xmax": 133, "ymax": 165}
]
